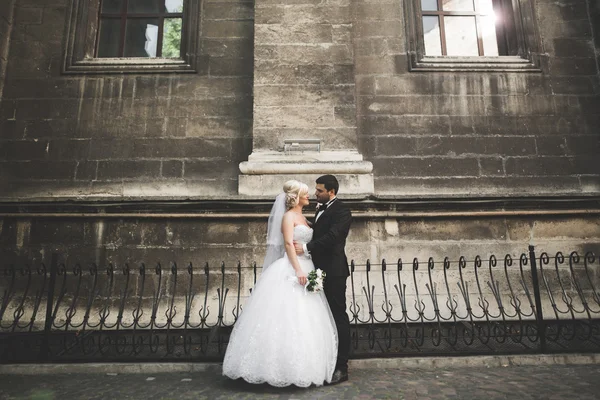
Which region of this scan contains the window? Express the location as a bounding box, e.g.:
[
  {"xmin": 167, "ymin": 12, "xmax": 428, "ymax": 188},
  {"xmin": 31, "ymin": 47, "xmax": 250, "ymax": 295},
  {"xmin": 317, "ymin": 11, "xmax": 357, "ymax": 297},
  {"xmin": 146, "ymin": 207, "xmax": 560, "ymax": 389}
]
[
  {"xmin": 97, "ymin": 0, "xmax": 184, "ymax": 58},
  {"xmin": 63, "ymin": 0, "xmax": 200, "ymax": 74},
  {"xmin": 405, "ymin": 0, "xmax": 542, "ymax": 71}
]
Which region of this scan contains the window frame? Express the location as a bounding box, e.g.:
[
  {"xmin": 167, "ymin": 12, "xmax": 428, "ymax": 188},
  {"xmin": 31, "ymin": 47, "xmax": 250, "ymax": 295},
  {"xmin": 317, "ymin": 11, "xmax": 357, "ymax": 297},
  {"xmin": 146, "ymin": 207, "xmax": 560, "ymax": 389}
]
[
  {"xmin": 404, "ymin": 0, "xmax": 543, "ymax": 72},
  {"xmin": 62, "ymin": 0, "xmax": 200, "ymax": 74}
]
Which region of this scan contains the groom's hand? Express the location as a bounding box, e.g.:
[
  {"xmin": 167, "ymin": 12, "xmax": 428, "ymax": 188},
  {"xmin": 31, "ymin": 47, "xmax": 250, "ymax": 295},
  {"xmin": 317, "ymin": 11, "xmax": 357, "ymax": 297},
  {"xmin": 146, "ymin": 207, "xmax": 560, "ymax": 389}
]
[{"xmin": 293, "ymin": 241, "xmax": 304, "ymax": 255}]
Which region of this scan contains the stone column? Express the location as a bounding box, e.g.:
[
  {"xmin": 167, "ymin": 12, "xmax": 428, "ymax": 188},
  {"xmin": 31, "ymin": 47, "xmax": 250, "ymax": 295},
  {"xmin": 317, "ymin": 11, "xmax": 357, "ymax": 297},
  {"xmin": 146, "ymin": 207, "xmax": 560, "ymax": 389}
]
[{"xmin": 238, "ymin": 0, "xmax": 374, "ymax": 196}]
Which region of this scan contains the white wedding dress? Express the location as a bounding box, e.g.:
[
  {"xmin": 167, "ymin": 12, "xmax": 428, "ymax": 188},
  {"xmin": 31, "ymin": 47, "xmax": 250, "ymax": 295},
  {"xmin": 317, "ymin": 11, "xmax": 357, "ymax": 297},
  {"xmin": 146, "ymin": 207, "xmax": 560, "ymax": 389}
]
[{"xmin": 222, "ymin": 225, "xmax": 338, "ymax": 387}]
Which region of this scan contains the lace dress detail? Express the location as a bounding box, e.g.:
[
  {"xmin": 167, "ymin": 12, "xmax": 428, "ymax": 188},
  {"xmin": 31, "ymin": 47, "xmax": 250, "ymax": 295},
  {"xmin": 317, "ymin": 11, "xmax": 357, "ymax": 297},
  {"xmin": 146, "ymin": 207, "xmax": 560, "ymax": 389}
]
[
  {"xmin": 222, "ymin": 225, "xmax": 338, "ymax": 387},
  {"xmin": 293, "ymin": 225, "xmax": 313, "ymax": 259}
]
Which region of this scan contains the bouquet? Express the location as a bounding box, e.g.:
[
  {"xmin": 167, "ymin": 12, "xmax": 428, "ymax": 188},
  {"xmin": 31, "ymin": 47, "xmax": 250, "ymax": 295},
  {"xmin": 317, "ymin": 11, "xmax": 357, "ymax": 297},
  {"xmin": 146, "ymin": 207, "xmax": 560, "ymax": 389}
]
[{"xmin": 306, "ymin": 268, "xmax": 326, "ymax": 293}]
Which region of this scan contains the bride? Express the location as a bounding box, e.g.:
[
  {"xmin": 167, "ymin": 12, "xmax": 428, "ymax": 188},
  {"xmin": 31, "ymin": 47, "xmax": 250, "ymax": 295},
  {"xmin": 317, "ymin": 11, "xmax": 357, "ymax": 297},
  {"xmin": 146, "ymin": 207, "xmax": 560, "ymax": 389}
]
[{"xmin": 222, "ymin": 180, "xmax": 338, "ymax": 387}]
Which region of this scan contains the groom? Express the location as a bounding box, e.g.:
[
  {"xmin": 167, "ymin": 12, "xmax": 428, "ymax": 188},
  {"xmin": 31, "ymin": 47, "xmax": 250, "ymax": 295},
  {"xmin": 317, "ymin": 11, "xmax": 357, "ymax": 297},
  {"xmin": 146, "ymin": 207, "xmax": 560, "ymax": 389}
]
[{"xmin": 295, "ymin": 174, "xmax": 352, "ymax": 384}]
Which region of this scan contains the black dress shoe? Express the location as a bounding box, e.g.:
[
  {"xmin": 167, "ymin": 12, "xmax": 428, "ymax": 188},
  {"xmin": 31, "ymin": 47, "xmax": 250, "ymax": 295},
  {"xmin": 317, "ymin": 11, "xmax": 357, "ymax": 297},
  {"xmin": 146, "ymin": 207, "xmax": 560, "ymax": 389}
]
[{"xmin": 328, "ymin": 369, "xmax": 349, "ymax": 385}]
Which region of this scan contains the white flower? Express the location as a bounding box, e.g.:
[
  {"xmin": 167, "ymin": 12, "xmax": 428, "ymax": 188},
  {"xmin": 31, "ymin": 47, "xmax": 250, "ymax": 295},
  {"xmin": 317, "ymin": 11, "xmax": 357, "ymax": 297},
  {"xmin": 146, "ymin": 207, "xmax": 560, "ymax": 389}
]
[{"xmin": 316, "ymin": 269, "xmax": 323, "ymax": 278}]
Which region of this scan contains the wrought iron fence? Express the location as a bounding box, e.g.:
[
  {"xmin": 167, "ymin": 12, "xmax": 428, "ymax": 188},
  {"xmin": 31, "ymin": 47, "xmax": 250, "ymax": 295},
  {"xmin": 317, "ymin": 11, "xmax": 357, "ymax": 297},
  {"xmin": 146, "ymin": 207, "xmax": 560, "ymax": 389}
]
[{"xmin": 1, "ymin": 246, "xmax": 599, "ymax": 363}]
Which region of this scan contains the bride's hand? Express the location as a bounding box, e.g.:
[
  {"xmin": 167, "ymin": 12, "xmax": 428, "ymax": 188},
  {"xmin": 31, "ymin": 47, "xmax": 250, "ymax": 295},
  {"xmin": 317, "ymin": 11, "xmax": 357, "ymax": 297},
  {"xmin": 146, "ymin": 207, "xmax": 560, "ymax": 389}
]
[{"xmin": 296, "ymin": 271, "xmax": 308, "ymax": 286}]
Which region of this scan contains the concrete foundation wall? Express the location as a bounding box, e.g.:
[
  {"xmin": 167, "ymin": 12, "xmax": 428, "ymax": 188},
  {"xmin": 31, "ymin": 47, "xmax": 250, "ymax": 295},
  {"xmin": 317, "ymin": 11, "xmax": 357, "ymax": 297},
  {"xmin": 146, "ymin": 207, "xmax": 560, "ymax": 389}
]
[{"xmin": 1, "ymin": 214, "xmax": 599, "ymax": 326}]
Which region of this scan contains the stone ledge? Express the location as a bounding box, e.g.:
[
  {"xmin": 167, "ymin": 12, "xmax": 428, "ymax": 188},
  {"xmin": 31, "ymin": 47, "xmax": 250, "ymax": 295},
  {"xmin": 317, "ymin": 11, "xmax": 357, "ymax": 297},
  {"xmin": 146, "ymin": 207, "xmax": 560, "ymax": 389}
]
[
  {"xmin": 239, "ymin": 151, "xmax": 375, "ymax": 195},
  {"xmin": 0, "ymin": 354, "xmax": 598, "ymax": 375},
  {"xmin": 238, "ymin": 173, "xmax": 375, "ymax": 196}
]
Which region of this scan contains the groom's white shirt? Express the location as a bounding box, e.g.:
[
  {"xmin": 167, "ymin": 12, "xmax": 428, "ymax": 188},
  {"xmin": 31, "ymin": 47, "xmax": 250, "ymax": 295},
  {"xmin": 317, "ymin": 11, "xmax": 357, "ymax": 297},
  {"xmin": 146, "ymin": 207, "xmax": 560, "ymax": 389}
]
[{"xmin": 303, "ymin": 197, "xmax": 337, "ymax": 255}]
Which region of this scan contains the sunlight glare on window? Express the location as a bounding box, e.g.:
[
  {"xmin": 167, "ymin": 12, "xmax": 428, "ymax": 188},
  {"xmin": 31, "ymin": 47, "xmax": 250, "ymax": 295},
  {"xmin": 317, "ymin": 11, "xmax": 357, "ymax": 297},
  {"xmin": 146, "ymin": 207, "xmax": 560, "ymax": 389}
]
[
  {"xmin": 165, "ymin": 0, "xmax": 184, "ymax": 13},
  {"xmin": 423, "ymin": 16, "xmax": 442, "ymax": 56}
]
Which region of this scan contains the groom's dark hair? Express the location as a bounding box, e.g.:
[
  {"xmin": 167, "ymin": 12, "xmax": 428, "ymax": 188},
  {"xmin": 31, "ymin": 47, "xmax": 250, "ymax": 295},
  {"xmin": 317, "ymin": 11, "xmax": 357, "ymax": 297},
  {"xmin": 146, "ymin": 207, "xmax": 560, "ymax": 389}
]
[{"xmin": 316, "ymin": 174, "xmax": 339, "ymax": 194}]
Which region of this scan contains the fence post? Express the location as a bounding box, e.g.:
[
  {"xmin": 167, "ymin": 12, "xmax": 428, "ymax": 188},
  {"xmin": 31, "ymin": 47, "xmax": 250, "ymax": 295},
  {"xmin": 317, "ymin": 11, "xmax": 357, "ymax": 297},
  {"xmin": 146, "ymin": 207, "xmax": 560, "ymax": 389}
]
[
  {"xmin": 528, "ymin": 245, "xmax": 547, "ymax": 353},
  {"xmin": 40, "ymin": 252, "xmax": 58, "ymax": 361}
]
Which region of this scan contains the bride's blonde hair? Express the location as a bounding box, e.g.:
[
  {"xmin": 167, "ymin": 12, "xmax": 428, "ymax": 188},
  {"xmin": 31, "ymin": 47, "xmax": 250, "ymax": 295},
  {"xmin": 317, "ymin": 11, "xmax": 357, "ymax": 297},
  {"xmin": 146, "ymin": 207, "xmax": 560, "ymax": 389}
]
[{"xmin": 283, "ymin": 180, "xmax": 309, "ymax": 210}]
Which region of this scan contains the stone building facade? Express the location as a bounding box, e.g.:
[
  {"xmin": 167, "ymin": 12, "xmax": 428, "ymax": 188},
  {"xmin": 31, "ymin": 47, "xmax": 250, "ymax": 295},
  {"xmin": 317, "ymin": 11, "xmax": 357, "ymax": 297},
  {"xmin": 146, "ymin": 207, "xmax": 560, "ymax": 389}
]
[{"xmin": 0, "ymin": 0, "xmax": 598, "ymax": 273}]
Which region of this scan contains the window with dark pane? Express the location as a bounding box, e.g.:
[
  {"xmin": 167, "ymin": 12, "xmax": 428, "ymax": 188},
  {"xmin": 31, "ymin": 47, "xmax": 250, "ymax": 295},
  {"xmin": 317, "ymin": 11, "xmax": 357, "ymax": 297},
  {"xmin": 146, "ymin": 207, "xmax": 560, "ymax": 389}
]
[
  {"xmin": 97, "ymin": 0, "xmax": 184, "ymax": 58},
  {"xmin": 421, "ymin": 0, "xmax": 517, "ymax": 56}
]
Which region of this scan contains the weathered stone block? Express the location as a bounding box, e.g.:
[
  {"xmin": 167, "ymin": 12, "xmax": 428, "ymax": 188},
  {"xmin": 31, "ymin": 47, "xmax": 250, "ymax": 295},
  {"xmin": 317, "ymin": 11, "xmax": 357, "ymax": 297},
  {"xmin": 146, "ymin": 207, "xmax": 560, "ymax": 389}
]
[
  {"xmin": 332, "ymin": 24, "xmax": 352, "ymax": 44},
  {"xmin": 96, "ymin": 161, "xmax": 161, "ymax": 180},
  {"xmin": 0, "ymin": 140, "xmax": 48, "ymax": 160},
  {"xmin": 358, "ymin": 115, "xmax": 451, "ymax": 135},
  {"xmin": 254, "ymin": 85, "xmax": 354, "ymax": 106},
  {"xmin": 394, "ymin": 218, "xmax": 508, "ymax": 241},
  {"xmin": 185, "ymin": 117, "xmax": 252, "ymax": 138},
  {"xmin": 552, "ymin": 38, "xmax": 595, "ymax": 58},
  {"xmin": 203, "ymin": 21, "xmax": 254, "ymax": 39},
  {"xmin": 255, "ymin": 44, "xmax": 352, "ymax": 63},
  {"xmin": 183, "ymin": 160, "xmax": 239, "ymax": 179},
  {"xmin": 354, "ymin": 37, "xmax": 405, "ymax": 57},
  {"xmin": 374, "ymin": 137, "xmax": 536, "ymax": 157},
  {"xmin": 0, "ymin": 120, "xmax": 24, "ymax": 139},
  {"xmin": 360, "ymin": 95, "xmax": 490, "ymax": 116},
  {"xmin": 532, "ymin": 218, "xmax": 600, "ymax": 240},
  {"xmin": 253, "ymin": 127, "xmax": 357, "ymax": 150},
  {"xmin": 209, "ymin": 57, "xmax": 253, "ymax": 77},
  {"xmin": 535, "ymin": 137, "xmax": 568, "ymax": 156},
  {"xmin": 48, "ymin": 139, "xmax": 91, "ymax": 160},
  {"xmin": 161, "ymin": 161, "xmax": 183, "ymax": 179},
  {"xmin": 254, "ymin": 6, "xmax": 284, "ymax": 24},
  {"xmin": 272, "ymin": 5, "xmax": 352, "ymax": 25},
  {"xmin": 255, "ymin": 23, "xmax": 333, "ymax": 44},
  {"xmin": 0, "ymin": 160, "xmax": 75, "ymax": 180},
  {"xmin": 353, "ymin": 20, "xmax": 404, "ymax": 38},
  {"xmin": 255, "ymin": 62, "xmax": 334, "ymax": 85},
  {"xmin": 549, "ymin": 58, "xmax": 598, "ymax": 76},
  {"xmin": 29, "ymin": 220, "xmax": 85, "ymax": 246},
  {"xmin": 168, "ymin": 97, "xmax": 253, "ymax": 118},
  {"xmin": 479, "ymin": 158, "xmax": 505, "ymax": 176},
  {"xmin": 3, "ymin": 78, "xmax": 82, "ymax": 100},
  {"xmin": 254, "ymin": 105, "xmax": 335, "ymax": 128},
  {"xmin": 334, "ymin": 64, "xmax": 354, "ymax": 84},
  {"xmin": 571, "ymin": 156, "xmax": 600, "ymax": 175},
  {"xmin": 354, "ymin": 3, "xmax": 402, "ymax": 20},
  {"xmin": 372, "ymin": 157, "xmax": 480, "ymax": 177},
  {"xmin": 89, "ymin": 139, "xmax": 135, "ymax": 160},
  {"xmin": 131, "ymin": 138, "xmax": 232, "ymax": 159},
  {"xmin": 74, "ymin": 161, "xmax": 97, "ymax": 181},
  {"xmin": 13, "ymin": 6, "xmax": 42, "ymax": 24},
  {"xmin": 204, "ymin": 2, "xmax": 254, "ymax": 20},
  {"xmin": 550, "ymin": 77, "xmax": 600, "ymax": 95},
  {"xmin": 354, "ymin": 55, "xmax": 398, "ymax": 75},
  {"xmin": 201, "ymin": 39, "xmax": 253, "ymax": 58},
  {"xmin": 105, "ymin": 221, "xmax": 144, "ymax": 247},
  {"xmin": 373, "ymin": 176, "xmax": 583, "ymax": 196},
  {"xmin": 504, "ymin": 156, "xmax": 573, "ymax": 176},
  {"xmin": 566, "ymin": 136, "xmax": 600, "ymax": 156},
  {"xmin": 537, "ymin": 1, "xmax": 590, "ymax": 22}
]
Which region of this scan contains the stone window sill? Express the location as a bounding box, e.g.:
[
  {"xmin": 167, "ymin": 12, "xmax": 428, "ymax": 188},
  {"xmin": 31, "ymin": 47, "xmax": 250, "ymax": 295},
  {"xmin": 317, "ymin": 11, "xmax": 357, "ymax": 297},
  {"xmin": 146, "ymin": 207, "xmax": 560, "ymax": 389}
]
[
  {"xmin": 63, "ymin": 58, "xmax": 197, "ymax": 75},
  {"xmin": 409, "ymin": 55, "xmax": 542, "ymax": 72}
]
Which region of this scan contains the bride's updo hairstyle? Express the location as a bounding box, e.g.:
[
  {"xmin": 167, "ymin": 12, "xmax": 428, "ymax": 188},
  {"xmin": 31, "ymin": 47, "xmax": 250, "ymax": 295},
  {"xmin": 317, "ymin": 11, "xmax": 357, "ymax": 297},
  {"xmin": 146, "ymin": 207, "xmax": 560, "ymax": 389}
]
[{"xmin": 283, "ymin": 180, "xmax": 309, "ymax": 210}]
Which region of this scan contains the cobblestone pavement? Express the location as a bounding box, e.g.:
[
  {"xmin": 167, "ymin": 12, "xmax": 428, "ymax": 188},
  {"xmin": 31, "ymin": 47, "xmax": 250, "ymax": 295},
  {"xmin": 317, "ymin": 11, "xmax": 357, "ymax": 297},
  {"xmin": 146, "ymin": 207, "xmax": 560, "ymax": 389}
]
[{"xmin": 0, "ymin": 363, "xmax": 599, "ymax": 400}]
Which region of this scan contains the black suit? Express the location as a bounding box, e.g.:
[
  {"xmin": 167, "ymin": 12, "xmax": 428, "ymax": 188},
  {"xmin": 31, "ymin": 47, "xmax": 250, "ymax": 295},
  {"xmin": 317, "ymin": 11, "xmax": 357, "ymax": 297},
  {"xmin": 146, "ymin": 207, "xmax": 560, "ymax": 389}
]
[{"xmin": 307, "ymin": 199, "xmax": 352, "ymax": 372}]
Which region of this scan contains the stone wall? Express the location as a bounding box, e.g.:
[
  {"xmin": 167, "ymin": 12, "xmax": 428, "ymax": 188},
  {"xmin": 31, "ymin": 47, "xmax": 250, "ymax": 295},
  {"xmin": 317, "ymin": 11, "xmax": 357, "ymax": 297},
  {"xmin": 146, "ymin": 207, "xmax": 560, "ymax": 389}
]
[
  {"xmin": 1, "ymin": 213, "xmax": 599, "ymax": 325},
  {"xmin": 1, "ymin": 0, "xmax": 598, "ymax": 200},
  {"xmin": 0, "ymin": 0, "xmax": 253, "ymax": 199},
  {"xmin": 253, "ymin": 0, "xmax": 356, "ymax": 151},
  {"xmin": 0, "ymin": 0, "xmax": 16, "ymax": 98},
  {"xmin": 355, "ymin": 0, "xmax": 600, "ymax": 196}
]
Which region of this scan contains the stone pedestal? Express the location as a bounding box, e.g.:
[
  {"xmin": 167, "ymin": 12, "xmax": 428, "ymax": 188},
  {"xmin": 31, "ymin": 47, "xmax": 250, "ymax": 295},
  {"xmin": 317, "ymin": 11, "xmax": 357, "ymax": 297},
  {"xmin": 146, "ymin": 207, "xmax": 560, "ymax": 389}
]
[
  {"xmin": 238, "ymin": 0, "xmax": 373, "ymax": 196},
  {"xmin": 238, "ymin": 150, "xmax": 374, "ymax": 196}
]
